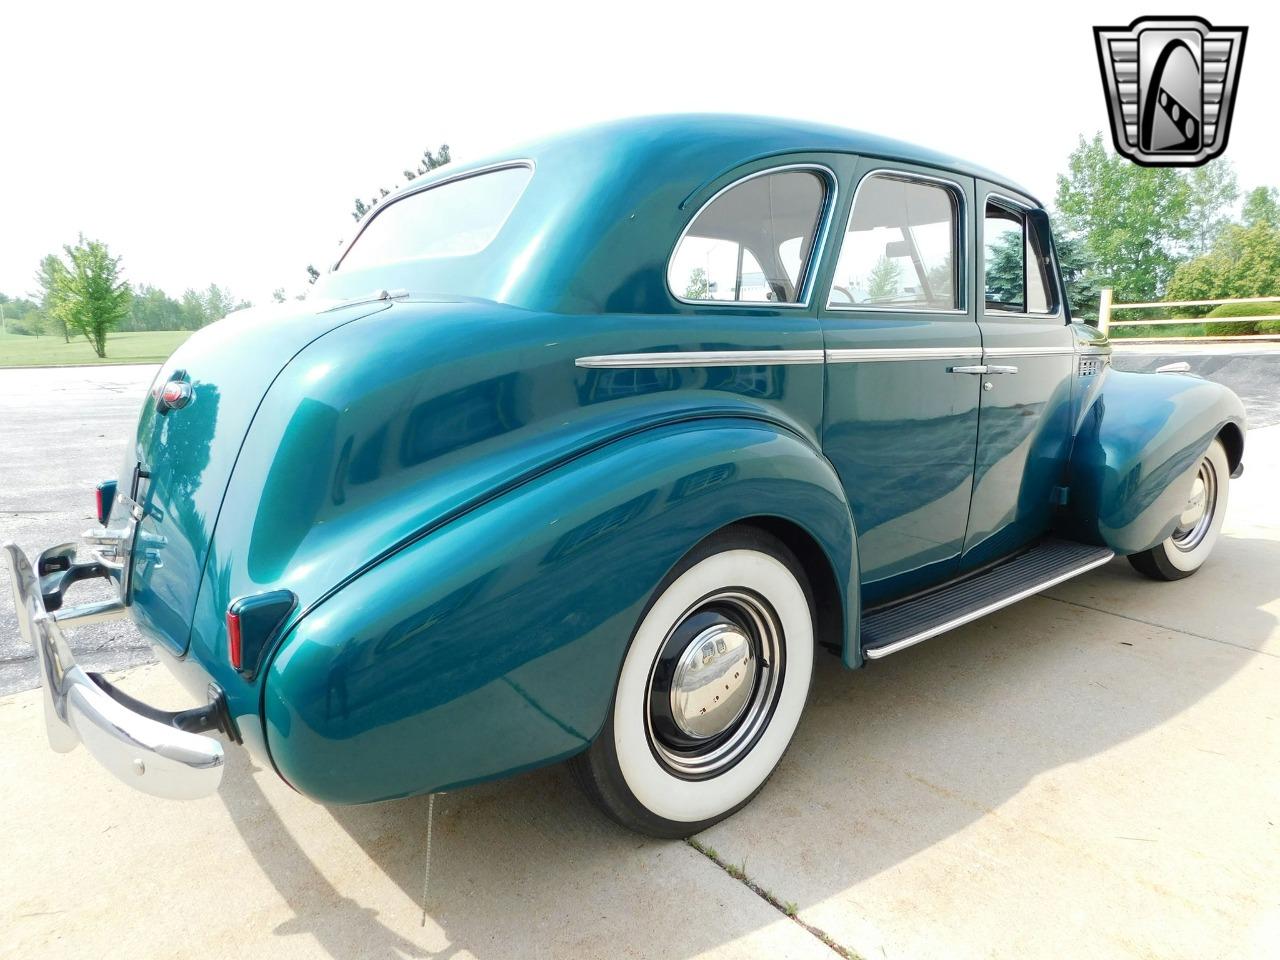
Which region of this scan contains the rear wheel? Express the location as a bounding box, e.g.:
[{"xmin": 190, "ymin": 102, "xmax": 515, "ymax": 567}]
[
  {"xmin": 572, "ymin": 528, "xmax": 814, "ymax": 838},
  {"xmin": 1129, "ymin": 439, "xmax": 1230, "ymax": 581}
]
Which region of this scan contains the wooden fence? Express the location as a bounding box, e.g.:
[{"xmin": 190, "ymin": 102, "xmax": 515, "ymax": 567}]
[{"xmin": 1098, "ymin": 290, "xmax": 1280, "ymax": 341}]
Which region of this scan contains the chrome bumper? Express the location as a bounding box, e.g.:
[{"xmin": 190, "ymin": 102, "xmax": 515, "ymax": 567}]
[{"xmin": 3, "ymin": 541, "xmax": 225, "ymax": 800}]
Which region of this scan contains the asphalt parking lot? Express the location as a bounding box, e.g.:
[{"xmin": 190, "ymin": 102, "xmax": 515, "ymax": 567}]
[{"xmin": 1, "ymin": 351, "xmax": 1278, "ymax": 959}]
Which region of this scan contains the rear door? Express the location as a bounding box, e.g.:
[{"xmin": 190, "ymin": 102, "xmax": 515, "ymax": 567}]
[
  {"xmin": 818, "ymin": 159, "xmax": 983, "ymax": 607},
  {"xmin": 960, "ymin": 184, "xmax": 1075, "ymax": 569}
]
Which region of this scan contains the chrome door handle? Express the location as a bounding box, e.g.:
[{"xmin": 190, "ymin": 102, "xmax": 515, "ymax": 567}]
[
  {"xmin": 950, "ymin": 365, "xmax": 988, "ymax": 374},
  {"xmin": 985, "ymin": 365, "xmax": 1019, "ymax": 375}
]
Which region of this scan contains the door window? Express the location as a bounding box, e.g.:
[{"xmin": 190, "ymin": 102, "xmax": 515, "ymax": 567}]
[
  {"xmin": 828, "ymin": 174, "xmax": 960, "ymax": 310},
  {"xmin": 669, "ymin": 169, "xmax": 828, "ymax": 304},
  {"xmin": 983, "ymin": 199, "xmax": 1057, "ymax": 315}
]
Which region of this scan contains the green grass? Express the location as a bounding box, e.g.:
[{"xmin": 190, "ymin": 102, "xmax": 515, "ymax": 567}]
[
  {"xmin": 0, "ymin": 330, "xmax": 194, "ymax": 367},
  {"xmin": 1110, "ymin": 322, "xmax": 1208, "ymax": 338}
]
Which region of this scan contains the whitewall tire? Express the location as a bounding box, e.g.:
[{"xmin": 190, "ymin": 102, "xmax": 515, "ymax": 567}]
[
  {"xmin": 1129, "ymin": 438, "xmax": 1230, "ymax": 581},
  {"xmin": 573, "ymin": 527, "xmax": 814, "ymax": 837}
]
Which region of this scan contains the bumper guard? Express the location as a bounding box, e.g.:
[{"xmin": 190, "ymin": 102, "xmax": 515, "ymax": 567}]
[{"xmin": 4, "ymin": 541, "xmax": 228, "ymax": 800}]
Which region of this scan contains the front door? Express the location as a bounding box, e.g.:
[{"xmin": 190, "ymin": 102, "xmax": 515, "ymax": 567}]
[
  {"xmin": 819, "ymin": 160, "xmax": 983, "ymax": 607},
  {"xmin": 960, "ymin": 183, "xmax": 1076, "ymax": 569}
]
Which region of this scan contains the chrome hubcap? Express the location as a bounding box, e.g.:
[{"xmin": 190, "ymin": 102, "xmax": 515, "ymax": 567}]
[
  {"xmin": 669, "ymin": 623, "xmax": 755, "ymax": 739},
  {"xmin": 1172, "ymin": 457, "xmax": 1217, "ymax": 552},
  {"xmin": 645, "ymin": 589, "xmax": 785, "ymax": 780}
]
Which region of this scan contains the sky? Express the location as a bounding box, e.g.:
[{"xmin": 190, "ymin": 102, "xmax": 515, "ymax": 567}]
[{"xmin": 2, "ymin": 1, "xmax": 1276, "ymax": 306}]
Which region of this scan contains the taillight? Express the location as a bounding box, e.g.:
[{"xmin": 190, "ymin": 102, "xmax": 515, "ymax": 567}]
[
  {"xmin": 227, "ymin": 608, "xmax": 244, "ymax": 670},
  {"xmin": 226, "ymin": 591, "xmax": 297, "ymax": 678},
  {"xmin": 95, "ymin": 480, "xmax": 117, "ymax": 526}
]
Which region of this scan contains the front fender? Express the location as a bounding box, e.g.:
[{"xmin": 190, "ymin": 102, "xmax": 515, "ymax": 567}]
[
  {"xmin": 260, "ymin": 417, "xmax": 857, "ymax": 804},
  {"xmin": 1062, "ymin": 368, "xmax": 1245, "ymax": 555}
]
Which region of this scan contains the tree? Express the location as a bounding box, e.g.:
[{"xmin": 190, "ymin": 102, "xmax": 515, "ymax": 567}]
[
  {"xmin": 0, "ymin": 294, "xmax": 43, "ymax": 336},
  {"xmin": 1054, "ymin": 132, "xmax": 1194, "ymax": 301},
  {"xmin": 402, "ymin": 144, "xmax": 451, "ymax": 183},
  {"xmin": 272, "ymin": 288, "xmax": 287, "ymax": 303},
  {"xmin": 177, "ymin": 284, "xmax": 249, "ymax": 328},
  {"xmin": 983, "ymin": 232, "xmax": 1024, "ymax": 306},
  {"xmin": 683, "ymin": 267, "xmax": 710, "ymax": 300},
  {"xmin": 127, "ymin": 284, "xmax": 184, "ymax": 331},
  {"xmin": 352, "ymin": 144, "xmax": 452, "ymax": 223},
  {"xmin": 34, "ymin": 254, "xmax": 71, "ymax": 342},
  {"xmin": 864, "ymin": 256, "xmax": 902, "ymax": 301},
  {"xmin": 53, "ymin": 236, "xmax": 132, "ymax": 358},
  {"xmin": 1166, "ymin": 220, "xmax": 1280, "ymax": 326},
  {"xmin": 1185, "ymin": 161, "xmax": 1239, "ymax": 255},
  {"xmin": 1052, "ymin": 232, "xmax": 1100, "ymax": 320},
  {"xmin": 313, "ymin": 143, "xmax": 453, "ymax": 285},
  {"xmin": 1242, "ymin": 186, "xmax": 1280, "ymax": 228}
]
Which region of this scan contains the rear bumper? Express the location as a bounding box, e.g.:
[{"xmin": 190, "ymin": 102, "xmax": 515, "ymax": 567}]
[{"xmin": 4, "ymin": 541, "xmax": 231, "ymax": 800}]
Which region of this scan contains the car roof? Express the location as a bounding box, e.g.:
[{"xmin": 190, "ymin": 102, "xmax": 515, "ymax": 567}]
[
  {"xmin": 509, "ymin": 114, "xmax": 1043, "ymax": 208},
  {"xmin": 318, "ymin": 114, "xmax": 1045, "ymax": 311}
]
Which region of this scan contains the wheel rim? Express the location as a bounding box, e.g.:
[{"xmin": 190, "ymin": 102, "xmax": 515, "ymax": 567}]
[
  {"xmin": 644, "ymin": 589, "xmax": 785, "ymax": 780},
  {"xmin": 1172, "ymin": 455, "xmax": 1218, "ymax": 552}
]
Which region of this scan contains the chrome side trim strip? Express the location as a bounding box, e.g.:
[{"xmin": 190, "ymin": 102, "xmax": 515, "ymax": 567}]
[
  {"xmin": 982, "ymin": 346, "xmax": 1075, "ymax": 357},
  {"xmin": 863, "ymin": 550, "xmax": 1115, "ymax": 660},
  {"xmin": 826, "ymin": 347, "xmax": 981, "ymax": 363},
  {"xmin": 575, "ymin": 349, "xmax": 825, "ymax": 369},
  {"xmin": 574, "ymin": 345, "xmax": 1077, "ymax": 368}
]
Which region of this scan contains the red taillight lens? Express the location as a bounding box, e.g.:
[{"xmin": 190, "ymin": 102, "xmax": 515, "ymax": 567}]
[
  {"xmin": 227, "ymin": 609, "xmax": 243, "ymax": 670},
  {"xmin": 226, "ymin": 591, "xmax": 296, "ymax": 678},
  {"xmin": 94, "ymin": 480, "xmax": 116, "ymax": 526}
]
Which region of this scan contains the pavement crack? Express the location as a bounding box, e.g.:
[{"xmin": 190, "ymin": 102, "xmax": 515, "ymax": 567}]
[
  {"xmin": 1044, "ymin": 595, "xmax": 1278, "ymax": 659},
  {"xmin": 686, "ymin": 837, "xmax": 865, "ymax": 959}
]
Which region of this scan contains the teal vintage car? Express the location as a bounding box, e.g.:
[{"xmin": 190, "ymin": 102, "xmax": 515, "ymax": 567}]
[{"xmin": 5, "ymin": 116, "xmax": 1246, "ymax": 837}]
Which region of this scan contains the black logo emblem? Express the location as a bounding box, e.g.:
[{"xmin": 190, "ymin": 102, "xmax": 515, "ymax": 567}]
[{"xmin": 1094, "ymin": 16, "xmax": 1247, "ymax": 167}]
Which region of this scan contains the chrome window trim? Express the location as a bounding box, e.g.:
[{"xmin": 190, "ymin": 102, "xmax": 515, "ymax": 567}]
[
  {"xmin": 331, "ymin": 159, "xmax": 536, "ymax": 272},
  {"xmin": 826, "ymin": 168, "xmax": 969, "ymax": 315},
  {"xmin": 667, "ymin": 163, "xmax": 838, "ymax": 310},
  {"xmin": 981, "ymin": 191, "xmax": 1066, "ymax": 322},
  {"xmin": 575, "ymin": 350, "xmax": 825, "ymax": 369}
]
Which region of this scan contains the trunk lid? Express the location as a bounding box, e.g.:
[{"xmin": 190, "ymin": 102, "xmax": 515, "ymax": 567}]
[{"xmin": 123, "ymin": 297, "xmax": 392, "ymax": 655}]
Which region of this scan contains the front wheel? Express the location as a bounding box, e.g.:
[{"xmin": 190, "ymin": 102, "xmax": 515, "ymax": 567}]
[
  {"xmin": 1129, "ymin": 438, "xmax": 1230, "ymax": 581},
  {"xmin": 572, "ymin": 528, "xmax": 814, "ymax": 838}
]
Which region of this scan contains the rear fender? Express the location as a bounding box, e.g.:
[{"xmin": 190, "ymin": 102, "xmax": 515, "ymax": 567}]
[
  {"xmin": 260, "ymin": 417, "xmax": 857, "ymax": 804},
  {"xmin": 1061, "ymin": 368, "xmax": 1245, "ymax": 554}
]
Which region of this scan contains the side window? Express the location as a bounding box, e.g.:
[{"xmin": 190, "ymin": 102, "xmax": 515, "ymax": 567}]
[
  {"xmin": 984, "ymin": 199, "xmax": 1057, "ymax": 314},
  {"xmin": 669, "ymin": 169, "xmax": 827, "ymax": 304},
  {"xmin": 828, "ymin": 174, "xmax": 959, "ymax": 310}
]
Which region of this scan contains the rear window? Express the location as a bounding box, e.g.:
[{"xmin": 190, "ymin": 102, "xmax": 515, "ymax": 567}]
[{"xmin": 339, "ymin": 165, "xmax": 532, "ymax": 270}]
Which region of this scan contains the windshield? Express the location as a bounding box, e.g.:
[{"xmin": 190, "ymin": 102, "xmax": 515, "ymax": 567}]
[{"xmin": 339, "ymin": 165, "xmax": 532, "ymax": 270}]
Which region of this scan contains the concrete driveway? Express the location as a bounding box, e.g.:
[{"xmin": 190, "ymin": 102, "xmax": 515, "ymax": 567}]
[{"xmin": 1, "ymin": 366, "xmax": 1278, "ymax": 959}]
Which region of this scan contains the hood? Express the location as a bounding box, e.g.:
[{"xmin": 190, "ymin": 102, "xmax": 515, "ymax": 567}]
[{"xmin": 124, "ymin": 297, "xmax": 393, "ymax": 655}]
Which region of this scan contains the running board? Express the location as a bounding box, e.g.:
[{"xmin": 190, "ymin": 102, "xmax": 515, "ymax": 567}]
[{"xmin": 861, "ymin": 539, "xmax": 1115, "ymax": 659}]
